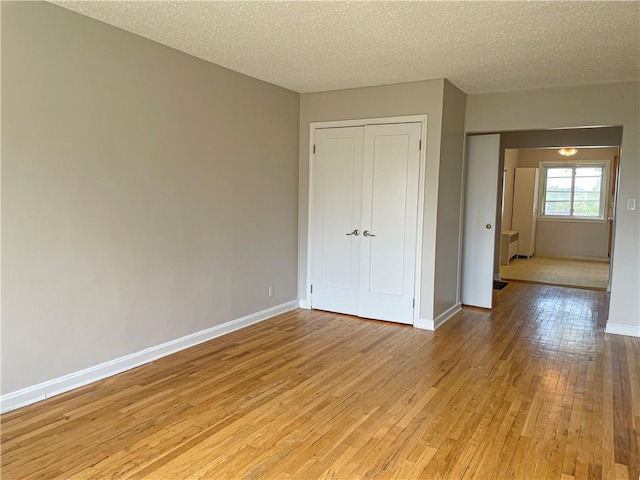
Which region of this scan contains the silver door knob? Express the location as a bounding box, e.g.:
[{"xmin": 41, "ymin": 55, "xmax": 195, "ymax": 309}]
[
  {"xmin": 486, "ymin": 224, "xmax": 492, "ymax": 229},
  {"xmin": 363, "ymin": 230, "xmax": 376, "ymax": 237},
  {"xmin": 346, "ymin": 229, "xmax": 360, "ymax": 236}
]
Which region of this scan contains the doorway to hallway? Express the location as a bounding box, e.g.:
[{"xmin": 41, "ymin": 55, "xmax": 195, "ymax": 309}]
[{"xmin": 461, "ymin": 126, "xmax": 622, "ymax": 308}]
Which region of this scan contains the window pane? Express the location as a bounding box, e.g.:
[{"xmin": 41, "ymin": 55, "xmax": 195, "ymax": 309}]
[
  {"xmin": 545, "ymin": 166, "xmax": 572, "ymax": 216},
  {"xmin": 574, "ymin": 191, "xmax": 600, "ymax": 201},
  {"xmin": 546, "ymin": 191, "xmax": 572, "ymax": 201},
  {"xmin": 574, "ymin": 176, "xmax": 601, "ymax": 193},
  {"xmin": 575, "ymin": 167, "xmax": 602, "ymax": 177},
  {"xmin": 545, "ymin": 201, "xmax": 571, "ymax": 215},
  {"xmin": 574, "ymin": 167, "xmax": 602, "ymax": 217},
  {"xmin": 546, "ymin": 177, "xmax": 572, "ymax": 191},
  {"xmin": 547, "ymin": 167, "xmax": 572, "ymax": 178},
  {"xmin": 573, "ymin": 201, "xmax": 600, "ymax": 217}
]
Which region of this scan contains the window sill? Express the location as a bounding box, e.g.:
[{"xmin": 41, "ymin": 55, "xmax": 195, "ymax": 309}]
[{"xmin": 537, "ymin": 216, "xmax": 608, "ymax": 224}]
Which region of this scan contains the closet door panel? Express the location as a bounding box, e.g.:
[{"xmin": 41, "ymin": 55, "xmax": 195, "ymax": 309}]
[
  {"xmin": 311, "ymin": 127, "xmax": 364, "ymax": 315},
  {"xmin": 368, "ymin": 134, "xmax": 408, "ymax": 295},
  {"xmin": 359, "ymin": 123, "xmax": 421, "ymax": 324}
]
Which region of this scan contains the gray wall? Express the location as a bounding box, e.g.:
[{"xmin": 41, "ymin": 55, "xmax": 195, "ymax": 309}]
[
  {"xmin": 434, "ymin": 81, "xmax": 466, "ymax": 317},
  {"xmin": 466, "ymin": 82, "xmax": 639, "ymax": 330},
  {"xmin": 298, "ymin": 79, "xmax": 447, "ymax": 321},
  {"xmin": 2, "ymin": 2, "xmax": 300, "ymax": 394}
]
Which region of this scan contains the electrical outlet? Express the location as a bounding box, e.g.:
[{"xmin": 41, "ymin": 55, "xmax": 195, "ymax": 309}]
[
  {"xmin": 627, "ymin": 198, "xmax": 636, "ymax": 211},
  {"xmin": 268, "ymin": 286, "xmax": 274, "ymax": 298}
]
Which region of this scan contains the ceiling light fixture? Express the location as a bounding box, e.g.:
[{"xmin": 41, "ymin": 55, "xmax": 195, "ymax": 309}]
[{"xmin": 558, "ymin": 147, "xmax": 578, "ymax": 156}]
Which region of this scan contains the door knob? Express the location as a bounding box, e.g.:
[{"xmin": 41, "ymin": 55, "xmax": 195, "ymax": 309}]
[
  {"xmin": 486, "ymin": 224, "xmax": 492, "ymax": 229},
  {"xmin": 346, "ymin": 229, "xmax": 360, "ymax": 236},
  {"xmin": 363, "ymin": 230, "xmax": 376, "ymax": 237}
]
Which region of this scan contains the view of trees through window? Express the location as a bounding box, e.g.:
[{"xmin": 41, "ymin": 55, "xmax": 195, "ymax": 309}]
[{"xmin": 543, "ymin": 166, "xmax": 603, "ymax": 217}]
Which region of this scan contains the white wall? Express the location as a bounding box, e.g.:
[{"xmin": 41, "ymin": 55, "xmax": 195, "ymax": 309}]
[
  {"xmin": 517, "ymin": 147, "xmax": 617, "ymax": 259},
  {"xmin": 466, "ymin": 82, "xmax": 640, "ymax": 332},
  {"xmin": 298, "ymin": 79, "xmax": 454, "ymax": 322},
  {"xmin": 2, "ymin": 2, "xmax": 300, "ymax": 394}
]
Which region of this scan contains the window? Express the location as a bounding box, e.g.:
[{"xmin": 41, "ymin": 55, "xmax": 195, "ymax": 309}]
[{"xmin": 540, "ymin": 162, "xmax": 607, "ymax": 220}]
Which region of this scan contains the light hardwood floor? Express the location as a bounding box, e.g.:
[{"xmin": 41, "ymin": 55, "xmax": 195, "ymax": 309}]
[
  {"xmin": 2, "ymin": 283, "xmax": 638, "ymax": 479},
  {"xmin": 500, "ymin": 256, "xmax": 610, "ymax": 290}
]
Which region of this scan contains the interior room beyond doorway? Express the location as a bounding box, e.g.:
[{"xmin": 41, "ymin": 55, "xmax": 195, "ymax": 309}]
[{"xmin": 499, "ymin": 146, "xmax": 618, "ymax": 290}]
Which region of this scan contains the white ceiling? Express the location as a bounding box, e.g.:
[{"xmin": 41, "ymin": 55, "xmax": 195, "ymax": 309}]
[{"xmin": 51, "ymin": 1, "xmax": 640, "ymax": 94}]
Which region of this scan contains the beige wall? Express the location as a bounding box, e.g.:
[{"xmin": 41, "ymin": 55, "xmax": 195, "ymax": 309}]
[
  {"xmin": 2, "ymin": 2, "xmax": 300, "ymax": 394},
  {"xmin": 298, "ymin": 79, "xmax": 449, "ymax": 321},
  {"xmin": 466, "ymin": 82, "xmax": 639, "ymax": 330},
  {"xmin": 517, "ymin": 147, "xmax": 617, "ymax": 259},
  {"xmin": 434, "ymin": 81, "xmax": 467, "ymax": 317},
  {"xmin": 517, "ymin": 147, "xmax": 618, "ymax": 166},
  {"xmin": 535, "ymin": 222, "xmax": 609, "ymax": 259}
]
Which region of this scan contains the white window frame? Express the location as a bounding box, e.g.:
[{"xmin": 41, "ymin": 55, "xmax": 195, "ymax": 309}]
[{"xmin": 538, "ymin": 160, "xmax": 609, "ymax": 222}]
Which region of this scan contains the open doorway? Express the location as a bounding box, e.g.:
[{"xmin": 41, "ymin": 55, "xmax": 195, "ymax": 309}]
[
  {"xmin": 499, "ymin": 146, "xmax": 618, "ymax": 290},
  {"xmin": 461, "ymin": 126, "xmax": 622, "ymax": 309}
]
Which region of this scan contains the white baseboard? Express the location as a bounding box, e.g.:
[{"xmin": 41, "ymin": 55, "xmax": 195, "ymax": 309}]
[
  {"xmin": 0, "ymin": 300, "xmax": 299, "ymax": 414},
  {"xmin": 298, "ymin": 299, "xmax": 310, "ymax": 309},
  {"xmin": 536, "ymin": 253, "xmax": 610, "ymax": 262},
  {"xmin": 415, "ymin": 303, "xmax": 462, "ymax": 331},
  {"xmin": 605, "ymin": 322, "xmax": 640, "ymax": 338},
  {"xmin": 414, "ymin": 317, "xmax": 435, "ymax": 330}
]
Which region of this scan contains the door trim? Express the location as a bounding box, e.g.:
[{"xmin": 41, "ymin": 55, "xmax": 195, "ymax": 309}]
[{"xmin": 306, "ymin": 115, "xmax": 428, "ymax": 325}]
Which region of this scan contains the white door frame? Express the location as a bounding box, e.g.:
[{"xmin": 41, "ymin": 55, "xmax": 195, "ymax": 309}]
[{"xmin": 306, "ymin": 115, "xmax": 428, "ymax": 325}]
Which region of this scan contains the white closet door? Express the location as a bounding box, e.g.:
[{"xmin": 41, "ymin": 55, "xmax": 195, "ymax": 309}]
[
  {"xmin": 461, "ymin": 134, "xmax": 500, "ymax": 309},
  {"xmin": 311, "ymin": 127, "xmax": 364, "ymax": 315},
  {"xmin": 358, "ymin": 123, "xmax": 422, "ymax": 324}
]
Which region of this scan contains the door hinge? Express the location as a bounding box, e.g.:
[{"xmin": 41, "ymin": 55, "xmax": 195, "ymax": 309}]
[
  {"xmin": 412, "ymin": 298, "xmax": 415, "ymax": 308},
  {"xmin": 313, "ymin": 144, "xmax": 316, "ymax": 154},
  {"xmin": 310, "ymin": 284, "xmax": 313, "ymax": 294},
  {"xmin": 419, "ymin": 140, "xmax": 422, "ymax": 151}
]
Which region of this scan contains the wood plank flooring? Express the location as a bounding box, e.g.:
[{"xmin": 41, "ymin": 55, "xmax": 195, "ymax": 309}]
[{"xmin": 2, "ymin": 283, "xmax": 639, "ymax": 479}]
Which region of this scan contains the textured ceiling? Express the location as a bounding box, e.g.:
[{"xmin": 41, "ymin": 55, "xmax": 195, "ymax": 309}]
[{"xmin": 50, "ymin": 1, "xmax": 640, "ymax": 94}]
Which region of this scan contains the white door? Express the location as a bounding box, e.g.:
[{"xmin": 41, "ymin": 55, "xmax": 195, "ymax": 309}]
[
  {"xmin": 461, "ymin": 134, "xmax": 501, "ymax": 308},
  {"xmin": 311, "ymin": 127, "xmax": 364, "ymax": 316},
  {"xmin": 358, "ymin": 123, "xmax": 421, "ymax": 324},
  {"xmin": 311, "ymin": 123, "xmax": 422, "ymax": 324}
]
